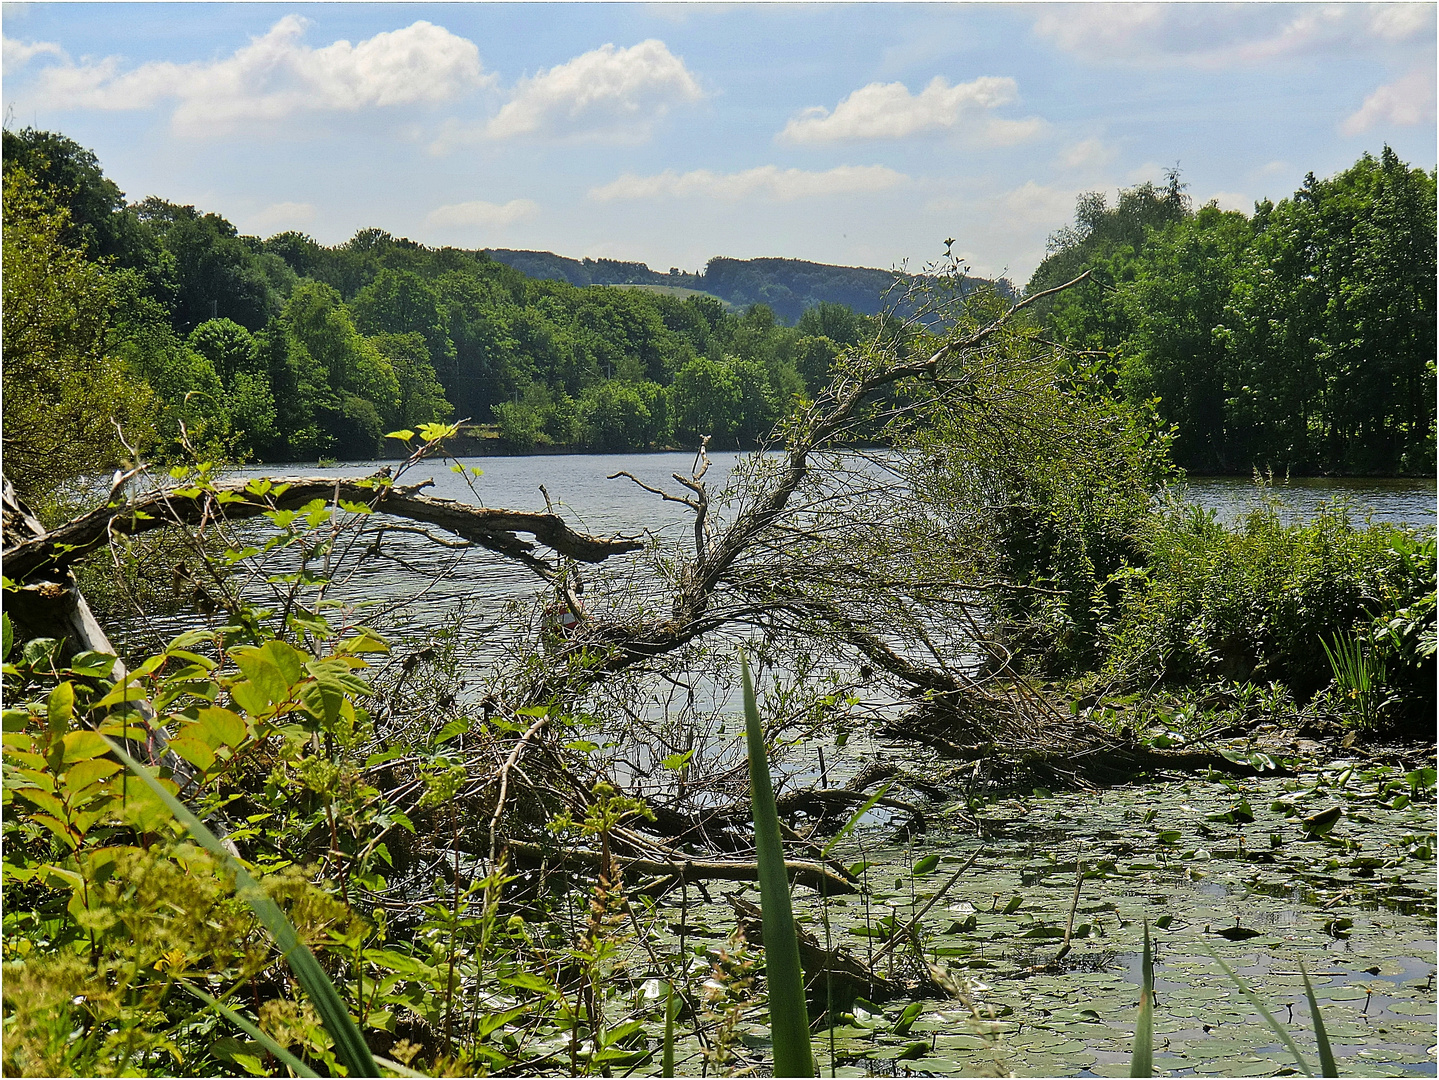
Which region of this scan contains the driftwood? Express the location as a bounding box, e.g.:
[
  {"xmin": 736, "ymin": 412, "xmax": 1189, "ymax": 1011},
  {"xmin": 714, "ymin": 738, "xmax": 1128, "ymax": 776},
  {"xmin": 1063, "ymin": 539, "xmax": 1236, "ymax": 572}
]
[
  {"xmin": 3, "ymin": 478, "xmax": 128, "ymax": 674},
  {"xmin": 2, "ymin": 475, "xmax": 643, "ymax": 584},
  {"xmin": 725, "ymin": 894, "xmax": 913, "ymax": 1004},
  {"xmin": 505, "ymin": 840, "xmax": 858, "ymax": 895}
]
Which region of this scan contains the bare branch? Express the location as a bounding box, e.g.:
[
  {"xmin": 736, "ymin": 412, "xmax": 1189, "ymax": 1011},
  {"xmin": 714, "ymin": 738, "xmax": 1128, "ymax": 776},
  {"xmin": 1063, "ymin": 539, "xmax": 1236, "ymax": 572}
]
[{"xmin": 3, "ymin": 475, "xmax": 644, "ymax": 585}]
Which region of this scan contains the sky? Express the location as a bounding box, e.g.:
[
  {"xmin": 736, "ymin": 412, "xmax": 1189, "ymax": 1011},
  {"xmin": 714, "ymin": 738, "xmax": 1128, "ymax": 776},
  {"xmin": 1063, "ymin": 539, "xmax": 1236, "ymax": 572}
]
[{"xmin": 2, "ymin": 2, "xmax": 1435, "ymax": 285}]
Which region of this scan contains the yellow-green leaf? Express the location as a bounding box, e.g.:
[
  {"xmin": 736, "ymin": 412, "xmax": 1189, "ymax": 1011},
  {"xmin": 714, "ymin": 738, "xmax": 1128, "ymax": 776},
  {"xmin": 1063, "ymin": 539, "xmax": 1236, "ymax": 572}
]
[
  {"xmin": 194, "ymin": 706, "xmax": 248, "ymax": 749},
  {"xmin": 167, "ymin": 734, "xmax": 216, "ymax": 771},
  {"xmin": 47, "ymin": 683, "xmax": 74, "ymax": 734},
  {"xmin": 61, "ymin": 730, "xmax": 111, "ymax": 763},
  {"xmin": 63, "ymin": 757, "xmax": 122, "ymax": 795}
]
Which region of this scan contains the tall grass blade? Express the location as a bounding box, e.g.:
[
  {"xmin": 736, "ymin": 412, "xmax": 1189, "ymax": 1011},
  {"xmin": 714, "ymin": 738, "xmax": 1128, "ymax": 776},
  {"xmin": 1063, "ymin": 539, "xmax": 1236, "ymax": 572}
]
[
  {"xmin": 1302, "ymin": 964, "xmax": 1339, "ymax": 1077},
  {"xmin": 662, "ymin": 982, "xmax": 678, "ymax": 1077},
  {"xmin": 821, "ymin": 781, "xmax": 892, "ymax": 858},
  {"xmin": 179, "ymin": 981, "xmax": 320, "ymax": 1078},
  {"xmin": 1202, "ymin": 942, "xmax": 1313, "ymax": 1077},
  {"xmin": 741, "ymin": 652, "xmax": 815, "ymax": 1079},
  {"xmin": 103, "ymin": 736, "xmax": 381, "ymax": 1078},
  {"xmin": 1130, "ymin": 919, "xmax": 1153, "ymax": 1077}
]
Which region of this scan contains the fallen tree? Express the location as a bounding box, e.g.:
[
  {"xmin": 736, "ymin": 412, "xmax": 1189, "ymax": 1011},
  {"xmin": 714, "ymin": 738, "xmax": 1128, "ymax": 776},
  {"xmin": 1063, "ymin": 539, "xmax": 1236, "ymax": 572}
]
[{"xmin": 4, "ymin": 269, "xmax": 1239, "ymax": 903}]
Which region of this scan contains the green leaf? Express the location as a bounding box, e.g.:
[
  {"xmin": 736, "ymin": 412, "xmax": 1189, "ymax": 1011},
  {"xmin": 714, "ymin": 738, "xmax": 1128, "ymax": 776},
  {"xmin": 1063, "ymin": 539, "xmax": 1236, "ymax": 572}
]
[
  {"xmin": 63, "ymin": 757, "xmax": 121, "ymax": 794},
  {"xmin": 1301, "ymin": 805, "xmax": 1343, "ymax": 837},
  {"xmin": 662, "ymin": 983, "xmax": 678, "ymax": 1078},
  {"xmin": 167, "ymin": 734, "xmax": 216, "ymax": 772},
  {"xmin": 740, "ymin": 652, "xmax": 813, "ymax": 1080},
  {"xmin": 60, "ymin": 730, "xmax": 110, "ymax": 763},
  {"xmin": 22, "ymin": 637, "xmax": 58, "ymax": 669},
  {"xmin": 822, "ymin": 781, "xmax": 892, "ymax": 858},
  {"xmin": 893, "ymin": 1001, "xmax": 923, "ymax": 1036},
  {"xmin": 68, "ymin": 650, "xmax": 118, "ymax": 678},
  {"xmin": 47, "ymin": 682, "xmax": 74, "ymax": 735},
  {"xmin": 474, "ymin": 1007, "xmax": 527, "ymax": 1041},
  {"xmin": 912, "ymin": 853, "xmax": 940, "ymax": 875},
  {"xmin": 661, "ymin": 750, "xmax": 694, "ymax": 771},
  {"xmin": 1301, "ymin": 964, "xmax": 1338, "ymax": 1078},
  {"xmin": 386, "ymin": 429, "xmax": 416, "ymax": 442},
  {"xmin": 434, "ymin": 718, "xmax": 470, "ymax": 746},
  {"xmin": 230, "ymin": 647, "xmax": 290, "ymax": 706},
  {"xmin": 499, "ymin": 969, "xmax": 560, "ymax": 997},
  {"xmin": 193, "ymin": 706, "xmax": 248, "ymax": 749},
  {"xmin": 1, "ymin": 613, "xmax": 12, "ymax": 662},
  {"xmin": 100, "ymin": 737, "xmax": 379, "ymax": 1079}
]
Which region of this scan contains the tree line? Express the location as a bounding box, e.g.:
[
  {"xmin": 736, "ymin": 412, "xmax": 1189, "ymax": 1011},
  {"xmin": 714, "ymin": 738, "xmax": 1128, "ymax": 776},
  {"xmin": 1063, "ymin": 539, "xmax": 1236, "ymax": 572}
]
[
  {"xmin": 2, "ymin": 128, "xmax": 882, "ymax": 502},
  {"xmin": 1027, "ymin": 149, "xmax": 1436, "ymax": 476},
  {"xmin": 3, "ymin": 127, "xmax": 1430, "ymax": 510}
]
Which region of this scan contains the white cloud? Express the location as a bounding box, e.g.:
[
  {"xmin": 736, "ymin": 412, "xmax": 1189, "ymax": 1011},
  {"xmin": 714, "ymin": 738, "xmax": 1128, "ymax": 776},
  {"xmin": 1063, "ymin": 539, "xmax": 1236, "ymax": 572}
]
[
  {"xmin": 778, "ymin": 75, "xmax": 1043, "ymax": 144},
  {"xmin": 995, "ymin": 180, "xmax": 1080, "ymax": 228},
  {"xmin": 1368, "ymin": 4, "xmax": 1436, "ymax": 43},
  {"xmin": 27, "ymin": 17, "xmax": 488, "ymax": 134},
  {"xmin": 251, "ymin": 201, "xmax": 316, "ymax": 231},
  {"xmin": 3, "ymin": 37, "xmax": 63, "ymax": 69},
  {"xmin": 426, "ymin": 198, "xmax": 539, "ymax": 228},
  {"xmin": 1057, "ymin": 138, "xmax": 1115, "ymax": 171},
  {"xmin": 1342, "ymin": 66, "xmax": 1437, "ymax": 135},
  {"xmin": 1033, "ymin": 3, "xmax": 1431, "ymax": 68},
  {"xmin": 485, "ymin": 40, "xmax": 701, "ymax": 141},
  {"xmin": 1203, "ymin": 191, "xmax": 1253, "ymax": 213},
  {"xmin": 589, "ymin": 164, "xmax": 908, "ymax": 202}
]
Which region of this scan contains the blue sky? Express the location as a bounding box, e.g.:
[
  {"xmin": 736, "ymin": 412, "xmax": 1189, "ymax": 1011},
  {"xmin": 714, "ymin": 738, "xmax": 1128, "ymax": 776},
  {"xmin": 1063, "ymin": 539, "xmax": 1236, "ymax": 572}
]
[{"xmin": 3, "ymin": 2, "xmax": 1434, "ymax": 284}]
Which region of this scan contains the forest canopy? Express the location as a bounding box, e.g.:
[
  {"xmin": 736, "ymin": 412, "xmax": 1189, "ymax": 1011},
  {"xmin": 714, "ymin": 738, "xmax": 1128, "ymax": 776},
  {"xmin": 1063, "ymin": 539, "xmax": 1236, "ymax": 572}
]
[{"xmin": 1027, "ymin": 152, "xmax": 1436, "ymax": 476}]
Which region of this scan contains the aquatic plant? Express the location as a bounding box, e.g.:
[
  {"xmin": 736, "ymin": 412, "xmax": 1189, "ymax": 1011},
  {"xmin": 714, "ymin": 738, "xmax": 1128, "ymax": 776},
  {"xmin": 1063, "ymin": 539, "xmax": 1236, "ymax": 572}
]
[{"xmin": 741, "ymin": 651, "xmax": 816, "ymax": 1078}]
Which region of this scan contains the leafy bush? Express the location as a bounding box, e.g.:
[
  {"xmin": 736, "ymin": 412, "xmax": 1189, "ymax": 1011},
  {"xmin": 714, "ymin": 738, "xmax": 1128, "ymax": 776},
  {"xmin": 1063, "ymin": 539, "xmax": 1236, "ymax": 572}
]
[{"xmin": 1103, "ymin": 495, "xmax": 1435, "ymax": 732}]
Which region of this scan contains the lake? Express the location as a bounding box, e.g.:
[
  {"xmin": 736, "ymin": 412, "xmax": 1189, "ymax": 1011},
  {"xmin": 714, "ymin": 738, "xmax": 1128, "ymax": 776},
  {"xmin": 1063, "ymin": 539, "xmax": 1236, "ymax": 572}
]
[{"xmin": 196, "ymin": 454, "xmax": 1434, "ymax": 662}]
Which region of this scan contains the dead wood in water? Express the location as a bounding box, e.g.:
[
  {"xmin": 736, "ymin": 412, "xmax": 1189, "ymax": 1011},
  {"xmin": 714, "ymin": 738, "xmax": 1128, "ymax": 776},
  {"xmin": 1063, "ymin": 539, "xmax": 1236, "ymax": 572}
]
[
  {"xmin": 2, "ymin": 474, "xmax": 643, "ymax": 584},
  {"xmin": 505, "ymin": 840, "xmax": 858, "ymax": 895}
]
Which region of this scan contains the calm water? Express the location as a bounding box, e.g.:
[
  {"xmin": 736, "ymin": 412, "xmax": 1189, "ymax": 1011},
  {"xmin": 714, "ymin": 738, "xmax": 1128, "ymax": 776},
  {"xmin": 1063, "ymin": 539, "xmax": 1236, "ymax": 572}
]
[
  {"xmin": 127, "ymin": 456, "xmax": 1432, "ymax": 664},
  {"xmin": 1178, "ymin": 474, "xmax": 1436, "ymax": 529}
]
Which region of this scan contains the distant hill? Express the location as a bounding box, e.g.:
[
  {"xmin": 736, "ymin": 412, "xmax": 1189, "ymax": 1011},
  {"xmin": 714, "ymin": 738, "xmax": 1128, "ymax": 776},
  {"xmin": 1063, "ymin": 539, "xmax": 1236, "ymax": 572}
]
[{"xmin": 486, "ymin": 249, "xmax": 1012, "ymax": 323}]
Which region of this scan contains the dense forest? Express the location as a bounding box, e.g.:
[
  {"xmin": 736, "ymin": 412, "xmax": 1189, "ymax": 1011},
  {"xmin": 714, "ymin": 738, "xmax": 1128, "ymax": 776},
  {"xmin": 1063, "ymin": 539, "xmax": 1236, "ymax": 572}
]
[
  {"xmin": 3, "ymin": 127, "xmax": 887, "ymax": 495},
  {"xmin": 1027, "ymin": 153, "xmax": 1436, "ymax": 476},
  {"xmin": 3, "ymin": 126, "xmax": 1432, "ymax": 497}
]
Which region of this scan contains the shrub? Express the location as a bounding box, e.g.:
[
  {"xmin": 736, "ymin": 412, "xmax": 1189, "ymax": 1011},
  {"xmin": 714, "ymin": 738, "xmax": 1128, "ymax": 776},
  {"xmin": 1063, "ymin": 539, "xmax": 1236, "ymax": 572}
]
[{"xmin": 1103, "ymin": 496, "xmax": 1435, "ymax": 732}]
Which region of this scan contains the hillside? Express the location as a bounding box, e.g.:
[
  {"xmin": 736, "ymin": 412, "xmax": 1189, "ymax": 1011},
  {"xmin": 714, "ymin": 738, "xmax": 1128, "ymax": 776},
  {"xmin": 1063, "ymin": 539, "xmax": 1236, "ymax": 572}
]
[{"xmin": 486, "ymin": 249, "xmax": 1012, "ymax": 323}]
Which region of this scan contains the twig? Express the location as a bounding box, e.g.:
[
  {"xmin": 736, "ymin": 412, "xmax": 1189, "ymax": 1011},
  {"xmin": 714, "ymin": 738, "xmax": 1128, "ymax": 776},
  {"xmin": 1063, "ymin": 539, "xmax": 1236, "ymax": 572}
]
[
  {"xmin": 487, "ymin": 714, "xmax": 550, "ymax": 871},
  {"xmin": 1055, "ymin": 859, "xmax": 1085, "ymax": 963},
  {"xmin": 871, "ymin": 847, "xmax": 983, "ymax": 964}
]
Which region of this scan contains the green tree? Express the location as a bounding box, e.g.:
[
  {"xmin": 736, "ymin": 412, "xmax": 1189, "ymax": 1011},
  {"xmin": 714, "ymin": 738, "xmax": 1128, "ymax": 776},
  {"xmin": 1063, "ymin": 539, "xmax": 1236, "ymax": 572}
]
[
  {"xmin": 1, "ymin": 168, "xmax": 154, "ymax": 499},
  {"xmin": 1116, "ymin": 204, "xmax": 1254, "ymax": 471},
  {"xmin": 135, "ymin": 197, "xmax": 294, "ymax": 332},
  {"xmin": 796, "ymin": 301, "xmax": 866, "ymax": 347},
  {"xmin": 187, "ymin": 319, "xmax": 259, "ymax": 384},
  {"xmin": 672, "ymin": 356, "xmax": 742, "ymax": 445},
  {"xmin": 367, "ymin": 331, "xmax": 454, "ymax": 429},
  {"xmin": 351, "ymin": 269, "xmax": 458, "ymax": 393},
  {"xmin": 0, "ymin": 127, "xmax": 168, "ymax": 284}
]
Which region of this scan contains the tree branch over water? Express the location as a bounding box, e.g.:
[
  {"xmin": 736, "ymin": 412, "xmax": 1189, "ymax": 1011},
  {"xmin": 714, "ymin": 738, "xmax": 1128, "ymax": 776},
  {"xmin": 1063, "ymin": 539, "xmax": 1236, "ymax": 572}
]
[{"xmin": 3, "ymin": 475, "xmax": 644, "ymax": 584}]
